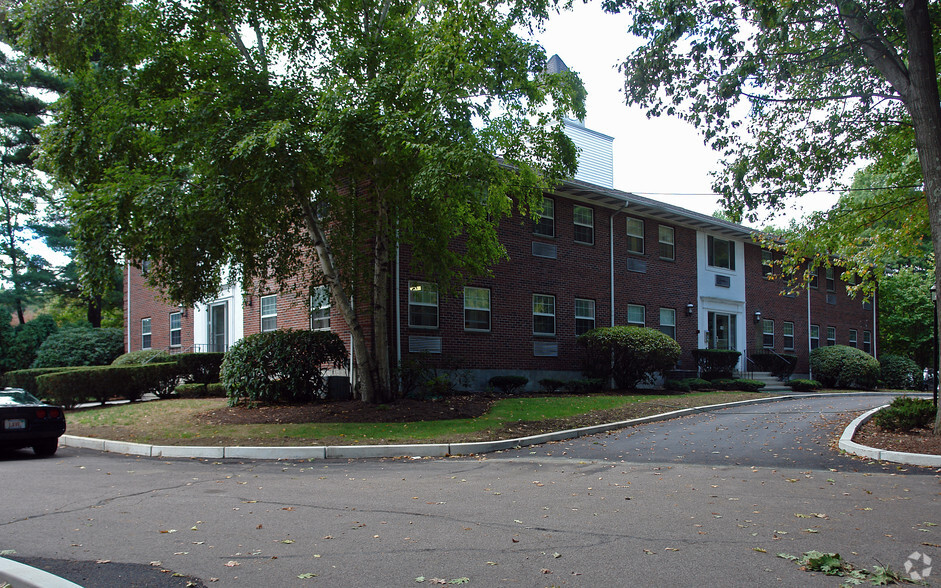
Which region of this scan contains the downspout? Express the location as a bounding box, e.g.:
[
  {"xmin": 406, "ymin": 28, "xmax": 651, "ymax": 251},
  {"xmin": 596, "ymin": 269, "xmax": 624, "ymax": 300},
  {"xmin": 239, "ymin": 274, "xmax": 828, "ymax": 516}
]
[
  {"xmin": 609, "ymin": 202, "xmax": 629, "ymax": 326},
  {"xmin": 807, "ymin": 272, "xmax": 812, "ymax": 380},
  {"xmin": 872, "ymin": 288, "xmax": 878, "ymax": 358},
  {"xmin": 395, "ymin": 231, "xmax": 401, "ymax": 369},
  {"xmin": 126, "ymin": 261, "xmax": 131, "ymax": 353}
]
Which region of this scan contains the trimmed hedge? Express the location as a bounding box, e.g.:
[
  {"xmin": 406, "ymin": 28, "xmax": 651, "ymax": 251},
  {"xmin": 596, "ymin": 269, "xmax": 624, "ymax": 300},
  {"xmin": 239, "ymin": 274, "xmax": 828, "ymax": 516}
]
[
  {"xmin": 692, "ymin": 349, "xmax": 742, "ymax": 380},
  {"xmin": 35, "ymin": 362, "xmax": 182, "ymax": 407},
  {"xmin": 32, "ymin": 327, "xmax": 124, "ymax": 368},
  {"xmin": 562, "ymin": 378, "xmax": 605, "ymax": 394},
  {"xmin": 810, "ymin": 345, "xmax": 880, "ymax": 389},
  {"xmin": 2, "ymin": 366, "xmax": 81, "ymax": 397},
  {"xmin": 786, "ymin": 379, "xmax": 821, "ymax": 392},
  {"xmin": 112, "ymin": 349, "xmax": 173, "ymax": 365},
  {"xmin": 175, "ymin": 382, "xmax": 227, "ymax": 398},
  {"xmin": 177, "ymin": 353, "xmax": 225, "ymax": 386},
  {"xmin": 489, "ymin": 375, "xmax": 528, "ymax": 394},
  {"xmin": 539, "ymin": 378, "xmax": 567, "ymax": 394},
  {"xmin": 878, "ymin": 355, "xmax": 922, "ymax": 391},
  {"xmin": 873, "ymin": 396, "xmax": 936, "ymax": 432},
  {"xmin": 221, "ymin": 330, "xmax": 347, "ymax": 405},
  {"xmin": 577, "ymin": 326, "xmax": 681, "ymax": 389}
]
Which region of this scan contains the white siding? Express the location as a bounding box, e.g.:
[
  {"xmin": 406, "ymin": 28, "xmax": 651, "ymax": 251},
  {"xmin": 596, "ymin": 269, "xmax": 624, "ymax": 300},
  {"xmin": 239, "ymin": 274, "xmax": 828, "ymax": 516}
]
[{"xmin": 563, "ymin": 118, "xmax": 614, "ymax": 188}]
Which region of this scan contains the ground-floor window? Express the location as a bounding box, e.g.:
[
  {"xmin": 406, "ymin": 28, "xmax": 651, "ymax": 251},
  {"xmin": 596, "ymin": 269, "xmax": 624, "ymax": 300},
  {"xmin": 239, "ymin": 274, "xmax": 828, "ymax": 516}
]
[
  {"xmin": 826, "ymin": 326, "xmax": 836, "ymax": 346},
  {"xmin": 409, "ymin": 281, "xmax": 439, "ymax": 329},
  {"xmin": 849, "ymin": 329, "xmax": 857, "ymax": 348},
  {"xmin": 575, "ymin": 298, "xmax": 595, "ymax": 336},
  {"xmin": 260, "ymin": 295, "xmax": 277, "ymax": 332},
  {"xmin": 141, "ymin": 317, "xmax": 152, "ymax": 350},
  {"xmin": 627, "ymin": 304, "xmax": 645, "ymax": 328},
  {"xmin": 782, "ymin": 321, "xmax": 794, "ymax": 350},
  {"xmin": 810, "ymin": 324, "xmax": 819, "ymax": 350},
  {"xmin": 310, "ymin": 286, "xmax": 330, "ymax": 331},
  {"xmin": 762, "ymin": 319, "xmax": 774, "ymax": 348},
  {"xmin": 659, "ymin": 307, "xmax": 676, "ymax": 339},
  {"xmin": 464, "ymin": 287, "xmax": 491, "ymax": 331},
  {"xmin": 863, "ymin": 331, "xmax": 872, "ymax": 353},
  {"xmin": 169, "ymin": 312, "xmax": 181, "ymax": 347}
]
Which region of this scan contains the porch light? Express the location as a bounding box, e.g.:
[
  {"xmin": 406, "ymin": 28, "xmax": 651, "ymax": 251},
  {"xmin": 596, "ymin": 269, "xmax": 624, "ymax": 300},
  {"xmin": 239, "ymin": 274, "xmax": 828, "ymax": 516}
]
[
  {"xmin": 686, "ymin": 303, "xmax": 694, "ymax": 316},
  {"xmin": 753, "ymin": 310, "xmax": 761, "ymax": 323}
]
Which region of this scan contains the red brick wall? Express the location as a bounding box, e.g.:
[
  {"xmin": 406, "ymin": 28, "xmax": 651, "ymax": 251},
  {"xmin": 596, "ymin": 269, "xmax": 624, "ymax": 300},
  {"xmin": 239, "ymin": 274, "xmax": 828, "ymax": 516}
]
[{"xmin": 124, "ymin": 264, "xmax": 194, "ymax": 353}]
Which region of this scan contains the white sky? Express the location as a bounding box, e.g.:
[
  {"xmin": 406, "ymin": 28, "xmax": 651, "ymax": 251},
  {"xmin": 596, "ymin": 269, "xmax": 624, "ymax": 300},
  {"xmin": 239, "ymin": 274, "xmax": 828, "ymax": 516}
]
[{"xmin": 535, "ymin": 2, "xmax": 839, "ymax": 228}]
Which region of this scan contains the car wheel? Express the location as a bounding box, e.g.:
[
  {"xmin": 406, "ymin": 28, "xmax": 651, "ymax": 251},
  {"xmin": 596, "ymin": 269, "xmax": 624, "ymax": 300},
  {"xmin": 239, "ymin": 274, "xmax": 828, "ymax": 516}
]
[{"xmin": 32, "ymin": 439, "xmax": 58, "ymax": 457}]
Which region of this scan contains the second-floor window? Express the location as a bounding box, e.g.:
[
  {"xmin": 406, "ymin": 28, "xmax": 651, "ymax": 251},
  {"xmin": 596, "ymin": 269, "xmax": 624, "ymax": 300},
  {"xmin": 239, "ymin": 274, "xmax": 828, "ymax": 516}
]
[
  {"xmin": 626, "ymin": 218, "xmax": 645, "ymax": 254},
  {"xmin": 534, "ymin": 197, "xmax": 554, "ymax": 237},
  {"xmin": 409, "ymin": 282, "xmax": 438, "ymax": 328},
  {"xmin": 659, "ymin": 225, "xmax": 675, "ymax": 260},
  {"xmin": 707, "ymin": 236, "xmax": 735, "ymax": 270},
  {"xmin": 573, "ymin": 205, "xmax": 594, "ymax": 244}
]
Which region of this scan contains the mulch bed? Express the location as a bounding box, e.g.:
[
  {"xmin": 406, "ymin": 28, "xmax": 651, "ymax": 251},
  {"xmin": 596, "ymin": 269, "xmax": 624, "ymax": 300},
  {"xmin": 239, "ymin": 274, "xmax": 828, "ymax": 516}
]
[{"xmin": 853, "ymin": 419, "xmax": 941, "ymax": 456}]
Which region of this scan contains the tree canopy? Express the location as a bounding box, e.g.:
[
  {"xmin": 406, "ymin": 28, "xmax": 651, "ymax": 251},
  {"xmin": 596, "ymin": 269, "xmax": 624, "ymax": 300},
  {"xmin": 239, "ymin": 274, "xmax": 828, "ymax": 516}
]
[{"xmin": 7, "ymin": 0, "xmax": 586, "ymax": 401}]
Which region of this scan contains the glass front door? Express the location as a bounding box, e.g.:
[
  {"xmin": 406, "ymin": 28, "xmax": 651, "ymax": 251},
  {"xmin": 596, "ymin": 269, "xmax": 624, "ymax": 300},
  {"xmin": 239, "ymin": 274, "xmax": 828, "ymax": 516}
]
[
  {"xmin": 208, "ymin": 302, "xmax": 228, "ymax": 352},
  {"xmin": 708, "ymin": 312, "xmax": 737, "ymax": 350}
]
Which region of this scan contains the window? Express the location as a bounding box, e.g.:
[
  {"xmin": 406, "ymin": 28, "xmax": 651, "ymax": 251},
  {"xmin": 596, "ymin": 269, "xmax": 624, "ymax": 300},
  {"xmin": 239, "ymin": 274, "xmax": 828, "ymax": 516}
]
[
  {"xmin": 849, "ymin": 329, "xmax": 858, "ymax": 348},
  {"xmin": 310, "ymin": 286, "xmax": 330, "ymax": 331},
  {"xmin": 534, "ymin": 196, "xmax": 554, "ymax": 237},
  {"xmin": 761, "ymin": 250, "xmax": 773, "ymax": 278},
  {"xmin": 573, "ymin": 205, "xmax": 594, "ymax": 244},
  {"xmin": 659, "ymin": 308, "xmax": 676, "ymax": 339},
  {"xmin": 783, "ymin": 321, "xmax": 794, "ymax": 350},
  {"xmin": 658, "ymin": 225, "xmax": 675, "ymax": 260},
  {"xmin": 626, "ymin": 217, "xmax": 645, "ymax": 254},
  {"xmin": 627, "ymin": 304, "xmax": 645, "ymax": 327},
  {"xmin": 809, "ymin": 267, "xmax": 818, "ymax": 289},
  {"xmin": 826, "ymin": 267, "xmax": 835, "ymax": 292},
  {"xmin": 260, "ymin": 295, "xmax": 277, "ymax": 332},
  {"xmin": 707, "ymin": 236, "xmax": 735, "ymax": 270},
  {"xmin": 141, "ymin": 318, "xmax": 152, "ymax": 350},
  {"xmin": 169, "ymin": 312, "xmax": 181, "ymax": 347},
  {"xmin": 464, "ymin": 287, "xmax": 491, "ymax": 331},
  {"xmin": 762, "ymin": 319, "xmax": 774, "ymax": 348},
  {"xmin": 863, "ymin": 331, "xmax": 872, "ymax": 353},
  {"xmin": 826, "ymin": 326, "xmax": 836, "ymax": 346},
  {"xmin": 575, "ymin": 298, "xmax": 595, "ymax": 336},
  {"xmin": 533, "ymin": 294, "xmax": 555, "ymax": 336},
  {"xmin": 408, "ymin": 281, "xmax": 438, "ymax": 328},
  {"xmin": 810, "ymin": 324, "xmax": 819, "ymax": 350}
]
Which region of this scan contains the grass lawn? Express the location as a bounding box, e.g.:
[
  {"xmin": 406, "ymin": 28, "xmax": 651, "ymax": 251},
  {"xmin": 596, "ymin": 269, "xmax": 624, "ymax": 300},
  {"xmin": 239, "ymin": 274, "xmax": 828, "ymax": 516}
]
[{"xmin": 64, "ymin": 391, "xmax": 774, "ymax": 447}]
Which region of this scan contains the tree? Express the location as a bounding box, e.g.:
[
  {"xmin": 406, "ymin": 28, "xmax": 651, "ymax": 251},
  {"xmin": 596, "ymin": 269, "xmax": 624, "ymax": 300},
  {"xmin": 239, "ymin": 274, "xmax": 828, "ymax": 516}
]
[
  {"xmin": 604, "ymin": 0, "xmax": 941, "ymax": 429},
  {"xmin": 8, "ymin": 0, "xmax": 586, "ymax": 403},
  {"xmin": 878, "ymin": 266, "xmax": 934, "ymax": 368}
]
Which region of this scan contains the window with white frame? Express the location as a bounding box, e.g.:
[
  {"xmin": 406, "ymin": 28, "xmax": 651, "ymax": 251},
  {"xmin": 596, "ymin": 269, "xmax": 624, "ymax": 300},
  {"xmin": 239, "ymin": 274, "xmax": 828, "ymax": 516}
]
[
  {"xmin": 626, "ymin": 218, "xmax": 644, "ymax": 254},
  {"xmin": 849, "ymin": 329, "xmax": 857, "ymax": 348},
  {"xmin": 533, "ymin": 294, "xmax": 556, "ymax": 336},
  {"xmin": 408, "ymin": 281, "xmax": 438, "ymax": 328},
  {"xmin": 659, "ymin": 307, "xmax": 676, "ymax": 339},
  {"xmin": 658, "ymin": 225, "xmax": 675, "ymax": 260},
  {"xmin": 761, "ymin": 250, "xmax": 773, "ymax": 278},
  {"xmin": 573, "ymin": 205, "xmax": 594, "ymax": 245},
  {"xmin": 310, "ymin": 286, "xmax": 330, "ymax": 331},
  {"xmin": 863, "ymin": 331, "xmax": 872, "ymax": 353},
  {"xmin": 826, "ymin": 326, "xmax": 836, "ymax": 346},
  {"xmin": 762, "ymin": 319, "xmax": 774, "ymax": 348},
  {"xmin": 810, "ymin": 324, "xmax": 820, "ymax": 350},
  {"xmin": 169, "ymin": 312, "xmax": 182, "ymax": 347},
  {"xmin": 826, "ymin": 267, "xmax": 835, "ymax": 292},
  {"xmin": 141, "ymin": 317, "xmax": 152, "ymax": 350},
  {"xmin": 260, "ymin": 295, "xmax": 277, "ymax": 332},
  {"xmin": 627, "ymin": 304, "xmax": 645, "ymax": 327},
  {"xmin": 707, "ymin": 236, "xmax": 735, "ymax": 270},
  {"xmin": 575, "ymin": 298, "xmax": 595, "ymax": 336},
  {"xmin": 783, "ymin": 321, "xmax": 795, "ymax": 350},
  {"xmin": 809, "ymin": 267, "xmax": 818, "ymax": 289},
  {"xmin": 534, "ymin": 196, "xmax": 554, "ymax": 237},
  {"xmin": 464, "ymin": 287, "xmax": 491, "ymax": 331}
]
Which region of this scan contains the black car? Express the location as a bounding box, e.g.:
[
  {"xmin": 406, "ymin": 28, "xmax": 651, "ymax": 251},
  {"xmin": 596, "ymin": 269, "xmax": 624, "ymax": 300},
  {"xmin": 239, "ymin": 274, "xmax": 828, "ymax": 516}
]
[{"xmin": 0, "ymin": 387, "xmax": 67, "ymax": 456}]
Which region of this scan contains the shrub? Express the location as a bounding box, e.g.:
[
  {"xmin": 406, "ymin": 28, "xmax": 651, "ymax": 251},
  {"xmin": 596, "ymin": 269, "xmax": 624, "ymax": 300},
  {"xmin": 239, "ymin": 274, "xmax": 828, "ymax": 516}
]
[
  {"xmin": 684, "ymin": 378, "xmax": 712, "ymax": 391},
  {"xmin": 563, "ymin": 378, "xmax": 605, "ymax": 394},
  {"xmin": 489, "ymin": 375, "xmax": 529, "ymax": 394},
  {"xmin": 175, "ymin": 382, "xmax": 227, "ymax": 398},
  {"xmin": 32, "ymin": 327, "xmax": 124, "ymax": 368},
  {"xmin": 34, "ymin": 362, "xmax": 183, "ymax": 406},
  {"xmin": 786, "ymin": 379, "xmax": 821, "ymax": 392},
  {"xmin": 691, "ymin": 349, "xmax": 742, "ymax": 380},
  {"xmin": 112, "ymin": 349, "xmax": 173, "ymax": 365},
  {"xmin": 0, "ymin": 315, "xmax": 58, "ymax": 372},
  {"xmin": 810, "ymin": 345, "xmax": 880, "ymax": 389},
  {"xmin": 177, "ymin": 352, "xmax": 225, "ymax": 385},
  {"xmin": 539, "ymin": 378, "xmax": 568, "ymax": 394},
  {"xmin": 710, "ymin": 378, "xmax": 738, "ymax": 390},
  {"xmin": 221, "ymin": 330, "xmax": 347, "ymax": 405},
  {"xmin": 578, "ymin": 326, "xmax": 681, "ymax": 389},
  {"xmin": 664, "ymin": 379, "xmax": 691, "ymax": 393},
  {"xmin": 749, "ymin": 352, "xmax": 798, "ymax": 380},
  {"xmin": 732, "ymin": 379, "xmax": 766, "ymax": 392},
  {"xmin": 2, "ymin": 367, "xmax": 81, "ymax": 397},
  {"xmin": 873, "ymin": 396, "xmax": 936, "ymax": 432},
  {"xmin": 878, "ymin": 355, "xmax": 921, "ymax": 390}
]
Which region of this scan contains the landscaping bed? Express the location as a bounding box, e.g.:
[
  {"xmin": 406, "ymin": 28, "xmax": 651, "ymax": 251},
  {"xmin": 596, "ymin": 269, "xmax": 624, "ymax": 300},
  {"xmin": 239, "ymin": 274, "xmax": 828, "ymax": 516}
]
[{"xmin": 853, "ymin": 419, "xmax": 941, "ymax": 456}]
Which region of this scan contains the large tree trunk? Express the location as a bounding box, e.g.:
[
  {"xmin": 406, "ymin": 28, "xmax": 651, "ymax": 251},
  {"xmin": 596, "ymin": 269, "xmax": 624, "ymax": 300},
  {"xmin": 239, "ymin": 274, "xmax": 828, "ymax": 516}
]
[
  {"xmin": 901, "ymin": 0, "xmax": 941, "ymax": 433},
  {"xmin": 87, "ymin": 294, "xmax": 103, "ymax": 328}
]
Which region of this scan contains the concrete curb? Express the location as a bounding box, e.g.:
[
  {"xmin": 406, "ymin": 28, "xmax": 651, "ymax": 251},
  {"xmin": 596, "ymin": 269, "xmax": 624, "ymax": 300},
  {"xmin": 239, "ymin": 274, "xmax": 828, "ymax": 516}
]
[
  {"xmin": 0, "ymin": 556, "xmax": 83, "ymax": 588},
  {"xmin": 838, "ymin": 405, "xmax": 941, "ymax": 467},
  {"xmin": 60, "ymin": 392, "xmax": 933, "ymax": 461}
]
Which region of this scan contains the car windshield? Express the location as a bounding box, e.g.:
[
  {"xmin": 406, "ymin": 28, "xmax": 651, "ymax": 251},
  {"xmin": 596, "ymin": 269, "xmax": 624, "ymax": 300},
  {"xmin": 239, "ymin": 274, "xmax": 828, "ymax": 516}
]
[{"xmin": 0, "ymin": 389, "xmax": 43, "ymax": 406}]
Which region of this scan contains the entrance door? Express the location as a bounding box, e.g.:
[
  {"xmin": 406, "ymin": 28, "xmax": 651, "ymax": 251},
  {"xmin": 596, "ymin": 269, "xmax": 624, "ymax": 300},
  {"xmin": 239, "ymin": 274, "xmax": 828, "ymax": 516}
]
[
  {"xmin": 708, "ymin": 312, "xmax": 737, "ymax": 350},
  {"xmin": 208, "ymin": 302, "xmax": 228, "ymax": 352}
]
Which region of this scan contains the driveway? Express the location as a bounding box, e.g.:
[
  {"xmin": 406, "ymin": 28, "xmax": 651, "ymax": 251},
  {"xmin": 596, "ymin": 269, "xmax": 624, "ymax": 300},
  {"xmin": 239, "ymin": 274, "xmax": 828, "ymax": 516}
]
[{"xmin": 1, "ymin": 394, "xmax": 938, "ymax": 587}]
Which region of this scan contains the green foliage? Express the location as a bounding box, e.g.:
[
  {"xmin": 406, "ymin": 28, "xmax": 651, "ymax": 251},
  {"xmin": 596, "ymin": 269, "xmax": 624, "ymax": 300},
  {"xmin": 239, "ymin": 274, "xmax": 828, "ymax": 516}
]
[
  {"xmin": 489, "ymin": 375, "xmax": 529, "ymax": 395},
  {"xmin": 684, "ymin": 378, "xmax": 712, "ymax": 391},
  {"xmin": 877, "ymin": 268, "xmax": 935, "ymax": 368},
  {"xmin": 174, "ymin": 382, "xmax": 227, "ymax": 399},
  {"xmin": 538, "ymin": 378, "xmax": 568, "ymax": 394},
  {"xmin": 663, "ymin": 379, "xmax": 690, "ymax": 393},
  {"xmin": 0, "ymin": 314, "xmax": 57, "ymax": 372},
  {"xmin": 777, "ymin": 550, "xmax": 905, "ymax": 584},
  {"xmin": 31, "ymin": 327, "xmax": 124, "ymax": 368},
  {"xmin": 176, "ymin": 353, "xmax": 225, "ymax": 386},
  {"xmin": 112, "ymin": 349, "xmax": 172, "ymax": 366},
  {"xmin": 786, "ymin": 379, "xmax": 821, "ymax": 392},
  {"xmin": 577, "ymin": 326, "xmax": 681, "ymax": 389},
  {"xmin": 562, "ymin": 378, "xmax": 605, "ymax": 394},
  {"xmin": 35, "ymin": 362, "xmax": 182, "ymax": 407},
  {"xmin": 691, "ymin": 349, "xmax": 742, "ymax": 380},
  {"xmin": 810, "ymin": 345, "xmax": 880, "ymax": 389},
  {"xmin": 873, "ymin": 396, "xmax": 936, "ymax": 432},
  {"xmin": 878, "ymin": 354, "xmax": 922, "ymax": 391},
  {"xmin": 2, "ymin": 366, "xmax": 79, "ymax": 396},
  {"xmin": 221, "ymin": 330, "xmax": 347, "ymax": 406},
  {"xmin": 749, "ymin": 352, "xmax": 798, "ymax": 380}
]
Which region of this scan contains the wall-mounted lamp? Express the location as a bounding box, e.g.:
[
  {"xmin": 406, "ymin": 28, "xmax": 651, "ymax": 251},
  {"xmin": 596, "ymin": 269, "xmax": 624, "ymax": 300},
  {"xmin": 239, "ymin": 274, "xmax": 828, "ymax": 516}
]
[
  {"xmin": 686, "ymin": 303, "xmax": 694, "ymax": 316},
  {"xmin": 180, "ymin": 306, "xmax": 188, "ymax": 318},
  {"xmin": 754, "ymin": 310, "xmax": 762, "ymax": 323},
  {"xmin": 246, "ymin": 294, "xmax": 253, "ymax": 307}
]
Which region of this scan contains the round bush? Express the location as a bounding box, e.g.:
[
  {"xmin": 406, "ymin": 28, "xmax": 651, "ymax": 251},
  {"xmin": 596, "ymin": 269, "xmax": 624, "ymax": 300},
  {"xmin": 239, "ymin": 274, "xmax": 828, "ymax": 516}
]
[
  {"xmin": 577, "ymin": 326, "xmax": 681, "ymax": 390},
  {"xmin": 112, "ymin": 349, "xmax": 173, "ymax": 365},
  {"xmin": 873, "ymin": 396, "xmax": 936, "ymax": 431},
  {"xmin": 221, "ymin": 330, "xmax": 347, "ymax": 405},
  {"xmin": 809, "ymin": 345, "xmax": 880, "ymax": 389},
  {"xmin": 878, "ymin": 354, "xmax": 921, "ymax": 390},
  {"xmin": 489, "ymin": 375, "xmax": 528, "ymax": 394},
  {"xmin": 31, "ymin": 327, "xmax": 124, "ymax": 368},
  {"xmin": 786, "ymin": 379, "xmax": 821, "ymax": 392}
]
